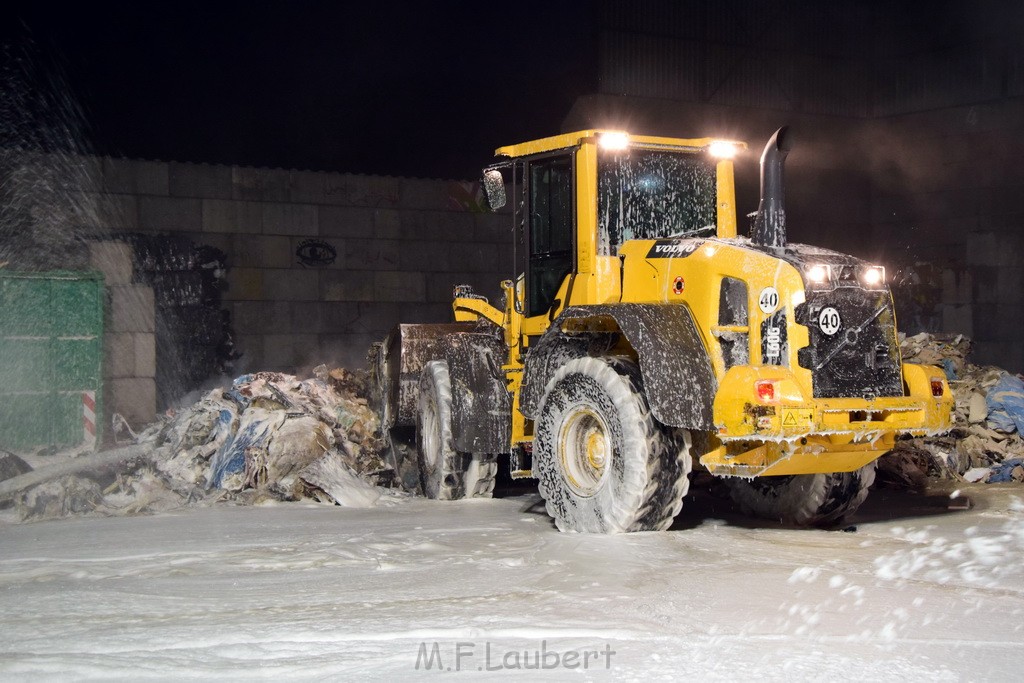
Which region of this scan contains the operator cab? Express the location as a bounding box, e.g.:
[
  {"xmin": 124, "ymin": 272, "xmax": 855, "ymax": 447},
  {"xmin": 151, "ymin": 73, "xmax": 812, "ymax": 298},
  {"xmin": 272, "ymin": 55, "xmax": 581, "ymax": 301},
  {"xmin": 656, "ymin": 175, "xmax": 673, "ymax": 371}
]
[{"xmin": 482, "ymin": 130, "xmax": 743, "ymax": 327}]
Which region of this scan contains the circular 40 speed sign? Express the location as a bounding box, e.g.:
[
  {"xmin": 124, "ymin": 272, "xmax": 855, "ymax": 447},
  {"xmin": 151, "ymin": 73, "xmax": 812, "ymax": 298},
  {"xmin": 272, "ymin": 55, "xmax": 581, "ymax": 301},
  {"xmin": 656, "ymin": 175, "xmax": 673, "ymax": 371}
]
[
  {"xmin": 758, "ymin": 287, "xmax": 779, "ymax": 313},
  {"xmin": 818, "ymin": 307, "xmax": 841, "ymax": 335}
]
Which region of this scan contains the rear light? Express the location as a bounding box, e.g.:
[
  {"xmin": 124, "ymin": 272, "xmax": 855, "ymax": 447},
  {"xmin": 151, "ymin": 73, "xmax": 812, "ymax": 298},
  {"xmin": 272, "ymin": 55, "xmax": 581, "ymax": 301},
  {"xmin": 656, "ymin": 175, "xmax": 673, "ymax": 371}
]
[
  {"xmin": 930, "ymin": 377, "xmax": 945, "ymax": 397},
  {"xmin": 755, "ymin": 379, "xmax": 777, "ymax": 403}
]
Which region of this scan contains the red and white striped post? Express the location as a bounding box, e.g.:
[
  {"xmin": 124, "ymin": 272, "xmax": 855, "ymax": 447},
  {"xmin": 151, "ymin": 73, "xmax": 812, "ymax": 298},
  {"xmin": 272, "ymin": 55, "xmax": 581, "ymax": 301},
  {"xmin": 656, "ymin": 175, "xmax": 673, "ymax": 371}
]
[{"xmin": 82, "ymin": 390, "xmax": 97, "ymax": 450}]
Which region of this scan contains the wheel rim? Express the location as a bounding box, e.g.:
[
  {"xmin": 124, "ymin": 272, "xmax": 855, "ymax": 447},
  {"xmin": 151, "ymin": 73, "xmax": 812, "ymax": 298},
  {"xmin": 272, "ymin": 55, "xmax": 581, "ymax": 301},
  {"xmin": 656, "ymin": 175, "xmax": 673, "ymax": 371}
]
[
  {"xmin": 558, "ymin": 406, "xmax": 610, "ymax": 497},
  {"xmin": 421, "ymin": 396, "xmax": 439, "ymax": 468}
]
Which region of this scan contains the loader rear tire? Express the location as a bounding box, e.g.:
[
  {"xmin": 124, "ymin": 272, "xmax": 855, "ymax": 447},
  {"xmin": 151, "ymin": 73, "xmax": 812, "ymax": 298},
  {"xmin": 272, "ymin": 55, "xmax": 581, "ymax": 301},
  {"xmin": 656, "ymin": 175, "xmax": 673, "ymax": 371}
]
[
  {"xmin": 416, "ymin": 360, "xmax": 495, "ymax": 500},
  {"xmin": 534, "ymin": 357, "xmax": 691, "ymax": 533},
  {"xmin": 726, "ymin": 462, "xmax": 877, "ymax": 527}
]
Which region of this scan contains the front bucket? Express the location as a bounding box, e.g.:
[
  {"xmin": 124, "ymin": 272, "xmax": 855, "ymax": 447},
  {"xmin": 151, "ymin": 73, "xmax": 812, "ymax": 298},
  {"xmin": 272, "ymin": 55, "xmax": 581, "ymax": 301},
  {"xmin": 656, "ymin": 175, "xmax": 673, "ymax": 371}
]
[{"xmin": 376, "ymin": 323, "xmax": 475, "ymax": 430}]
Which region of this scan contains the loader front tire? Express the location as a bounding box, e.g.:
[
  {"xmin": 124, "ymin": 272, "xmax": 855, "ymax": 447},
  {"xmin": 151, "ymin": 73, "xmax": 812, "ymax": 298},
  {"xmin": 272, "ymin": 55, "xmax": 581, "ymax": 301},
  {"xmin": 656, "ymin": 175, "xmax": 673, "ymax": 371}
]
[
  {"xmin": 416, "ymin": 360, "xmax": 495, "ymax": 500},
  {"xmin": 534, "ymin": 357, "xmax": 691, "ymax": 533},
  {"xmin": 726, "ymin": 462, "xmax": 877, "ymax": 527}
]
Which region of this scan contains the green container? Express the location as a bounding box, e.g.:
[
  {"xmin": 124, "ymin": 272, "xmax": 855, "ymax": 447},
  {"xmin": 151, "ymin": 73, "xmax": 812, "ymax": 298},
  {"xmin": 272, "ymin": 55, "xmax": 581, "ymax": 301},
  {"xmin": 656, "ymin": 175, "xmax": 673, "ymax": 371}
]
[{"xmin": 0, "ymin": 271, "xmax": 104, "ymax": 451}]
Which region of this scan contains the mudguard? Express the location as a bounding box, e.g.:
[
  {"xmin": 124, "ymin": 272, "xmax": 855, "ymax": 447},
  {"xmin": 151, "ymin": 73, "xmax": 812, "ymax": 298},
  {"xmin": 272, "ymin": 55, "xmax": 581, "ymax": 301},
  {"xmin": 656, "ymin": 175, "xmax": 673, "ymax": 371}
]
[
  {"xmin": 440, "ymin": 332, "xmax": 512, "ymax": 453},
  {"xmin": 521, "ymin": 304, "xmax": 716, "ymax": 431}
]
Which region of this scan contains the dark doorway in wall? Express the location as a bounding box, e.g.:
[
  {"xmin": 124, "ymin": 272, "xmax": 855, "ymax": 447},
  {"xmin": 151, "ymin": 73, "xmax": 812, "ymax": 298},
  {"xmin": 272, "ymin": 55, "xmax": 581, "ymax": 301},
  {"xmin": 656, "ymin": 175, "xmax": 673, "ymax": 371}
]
[{"xmin": 116, "ymin": 233, "xmax": 237, "ymax": 407}]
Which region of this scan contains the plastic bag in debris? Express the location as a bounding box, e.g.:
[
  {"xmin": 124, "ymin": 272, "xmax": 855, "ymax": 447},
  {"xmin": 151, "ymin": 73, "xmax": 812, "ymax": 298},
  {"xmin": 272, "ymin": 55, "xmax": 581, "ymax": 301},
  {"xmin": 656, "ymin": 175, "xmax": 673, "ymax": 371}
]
[
  {"xmin": 986, "ymin": 373, "xmax": 1024, "ymax": 434},
  {"xmin": 963, "ymin": 467, "xmax": 992, "ymax": 483}
]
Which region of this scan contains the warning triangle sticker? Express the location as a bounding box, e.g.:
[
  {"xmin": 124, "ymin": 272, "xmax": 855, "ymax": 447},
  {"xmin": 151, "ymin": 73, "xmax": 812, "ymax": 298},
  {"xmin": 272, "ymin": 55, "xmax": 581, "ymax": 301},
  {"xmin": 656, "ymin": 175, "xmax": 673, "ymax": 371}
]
[{"xmin": 783, "ymin": 411, "xmax": 797, "ymax": 426}]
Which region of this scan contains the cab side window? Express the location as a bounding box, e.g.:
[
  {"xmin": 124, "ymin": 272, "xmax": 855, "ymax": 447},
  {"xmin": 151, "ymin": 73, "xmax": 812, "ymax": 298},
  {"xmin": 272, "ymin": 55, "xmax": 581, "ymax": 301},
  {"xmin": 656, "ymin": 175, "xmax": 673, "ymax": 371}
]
[{"xmin": 527, "ymin": 154, "xmax": 573, "ymax": 316}]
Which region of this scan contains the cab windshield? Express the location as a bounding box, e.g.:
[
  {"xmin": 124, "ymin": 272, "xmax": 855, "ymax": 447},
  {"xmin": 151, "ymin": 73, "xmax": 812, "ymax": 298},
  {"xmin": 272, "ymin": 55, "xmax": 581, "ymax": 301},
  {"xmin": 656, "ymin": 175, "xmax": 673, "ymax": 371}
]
[{"xmin": 597, "ymin": 148, "xmax": 717, "ymax": 255}]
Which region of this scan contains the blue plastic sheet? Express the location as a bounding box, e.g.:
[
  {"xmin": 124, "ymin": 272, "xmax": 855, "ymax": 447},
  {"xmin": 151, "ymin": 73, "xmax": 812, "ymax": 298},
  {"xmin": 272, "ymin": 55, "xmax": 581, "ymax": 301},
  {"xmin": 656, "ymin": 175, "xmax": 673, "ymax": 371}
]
[
  {"xmin": 941, "ymin": 358, "xmax": 957, "ymax": 381},
  {"xmin": 988, "ymin": 458, "xmax": 1024, "ymax": 483},
  {"xmin": 986, "ymin": 373, "xmax": 1024, "ymax": 434},
  {"xmin": 207, "ymin": 409, "xmax": 285, "ymax": 488}
]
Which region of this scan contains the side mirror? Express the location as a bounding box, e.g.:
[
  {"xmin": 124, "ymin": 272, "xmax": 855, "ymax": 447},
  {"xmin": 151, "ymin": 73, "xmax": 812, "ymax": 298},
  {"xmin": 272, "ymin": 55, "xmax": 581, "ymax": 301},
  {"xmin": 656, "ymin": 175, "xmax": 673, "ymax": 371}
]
[{"xmin": 482, "ymin": 169, "xmax": 506, "ymax": 210}]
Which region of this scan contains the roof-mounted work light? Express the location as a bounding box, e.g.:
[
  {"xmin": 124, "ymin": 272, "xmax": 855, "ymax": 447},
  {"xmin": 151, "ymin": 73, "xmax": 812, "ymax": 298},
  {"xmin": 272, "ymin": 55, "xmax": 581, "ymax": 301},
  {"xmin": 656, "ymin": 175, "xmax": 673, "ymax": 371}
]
[
  {"xmin": 598, "ymin": 131, "xmax": 630, "ymax": 151},
  {"xmin": 708, "ymin": 140, "xmax": 739, "ymax": 159}
]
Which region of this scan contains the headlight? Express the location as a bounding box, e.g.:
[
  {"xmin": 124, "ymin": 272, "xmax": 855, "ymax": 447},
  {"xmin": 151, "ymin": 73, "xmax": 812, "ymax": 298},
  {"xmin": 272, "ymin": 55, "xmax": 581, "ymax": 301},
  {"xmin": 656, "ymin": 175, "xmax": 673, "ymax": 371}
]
[
  {"xmin": 862, "ymin": 266, "xmax": 885, "ymax": 286},
  {"xmin": 806, "ymin": 264, "xmax": 829, "ymax": 284}
]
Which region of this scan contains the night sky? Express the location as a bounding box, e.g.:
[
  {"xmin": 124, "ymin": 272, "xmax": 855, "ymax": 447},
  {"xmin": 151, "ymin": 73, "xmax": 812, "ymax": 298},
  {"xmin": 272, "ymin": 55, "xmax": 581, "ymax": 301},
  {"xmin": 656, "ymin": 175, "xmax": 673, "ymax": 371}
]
[{"xmin": 3, "ymin": 2, "xmax": 595, "ymax": 180}]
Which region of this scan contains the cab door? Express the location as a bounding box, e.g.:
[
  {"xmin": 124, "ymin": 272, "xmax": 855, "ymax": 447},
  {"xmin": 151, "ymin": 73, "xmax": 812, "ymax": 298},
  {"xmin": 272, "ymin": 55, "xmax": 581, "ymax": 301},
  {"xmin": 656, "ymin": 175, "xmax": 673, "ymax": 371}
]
[{"xmin": 521, "ymin": 151, "xmax": 575, "ymax": 321}]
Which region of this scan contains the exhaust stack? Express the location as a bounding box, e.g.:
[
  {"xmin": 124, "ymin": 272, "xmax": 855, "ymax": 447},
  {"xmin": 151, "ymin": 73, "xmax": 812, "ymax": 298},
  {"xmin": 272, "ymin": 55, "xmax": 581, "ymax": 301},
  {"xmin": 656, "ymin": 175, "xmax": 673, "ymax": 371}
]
[{"xmin": 751, "ymin": 126, "xmax": 792, "ymax": 248}]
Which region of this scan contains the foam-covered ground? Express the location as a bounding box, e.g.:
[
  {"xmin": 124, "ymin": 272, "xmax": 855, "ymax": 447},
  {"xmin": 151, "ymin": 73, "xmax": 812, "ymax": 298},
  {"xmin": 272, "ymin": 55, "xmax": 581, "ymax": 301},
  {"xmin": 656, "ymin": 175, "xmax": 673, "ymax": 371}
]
[{"xmin": 1, "ymin": 483, "xmax": 1022, "ymax": 680}]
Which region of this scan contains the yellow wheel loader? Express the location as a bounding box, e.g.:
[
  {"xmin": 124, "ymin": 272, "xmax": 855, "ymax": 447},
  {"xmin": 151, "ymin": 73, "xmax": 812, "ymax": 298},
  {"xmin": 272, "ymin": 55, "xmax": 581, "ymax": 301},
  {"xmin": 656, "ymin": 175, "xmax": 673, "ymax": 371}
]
[{"xmin": 371, "ymin": 128, "xmax": 952, "ymax": 532}]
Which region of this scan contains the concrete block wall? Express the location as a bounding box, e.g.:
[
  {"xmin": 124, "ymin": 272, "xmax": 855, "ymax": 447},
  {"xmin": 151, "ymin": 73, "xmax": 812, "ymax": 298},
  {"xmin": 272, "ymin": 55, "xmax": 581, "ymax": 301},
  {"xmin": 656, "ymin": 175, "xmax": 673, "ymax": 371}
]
[
  {"xmin": 869, "ymin": 100, "xmax": 1024, "ymax": 259},
  {"xmin": 86, "ymin": 157, "xmax": 512, "ymax": 382},
  {"xmin": 940, "ymin": 267, "xmax": 973, "ymax": 339},
  {"xmin": 966, "ymin": 230, "xmax": 1024, "ymax": 371},
  {"xmin": 88, "ymin": 240, "xmax": 158, "ymax": 431},
  {"xmin": 872, "ymin": 99, "xmax": 1024, "ymax": 372}
]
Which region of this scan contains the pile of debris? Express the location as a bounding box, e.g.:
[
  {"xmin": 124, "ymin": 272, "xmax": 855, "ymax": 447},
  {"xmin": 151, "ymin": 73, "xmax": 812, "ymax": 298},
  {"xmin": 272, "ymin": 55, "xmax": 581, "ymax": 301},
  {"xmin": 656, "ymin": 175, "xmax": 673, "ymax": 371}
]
[
  {"xmin": 6, "ymin": 366, "xmax": 394, "ymax": 521},
  {"xmin": 898, "ymin": 331, "xmax": 971, "ymax": 380},
  {"xmin": 879, "ymin": 333, "xmax": 1024, "ymax": 487}
]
